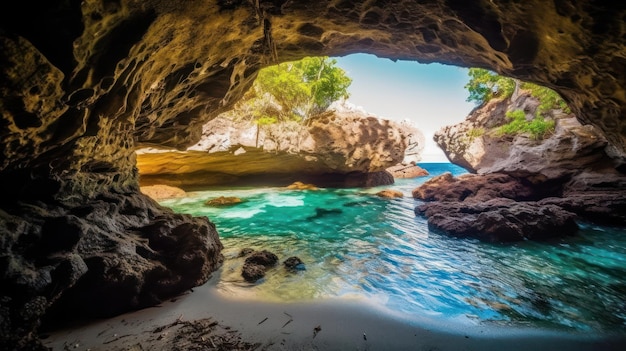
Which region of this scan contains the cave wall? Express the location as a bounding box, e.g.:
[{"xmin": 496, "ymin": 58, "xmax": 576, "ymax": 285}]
[
  {"xmin": 2, "ymin": 0, "xmax": 626, "ymax": 194},
  {"xmin": 1, "ymin": 0, "xmax": 626, "ymax": 349}
]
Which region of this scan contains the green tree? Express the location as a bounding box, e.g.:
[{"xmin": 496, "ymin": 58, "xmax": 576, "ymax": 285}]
[
  {"xmin": 254, "ymin": 56, "xmax": 352, "ymax": 120},
  {"xmin": 465, "ymin": 68, "xmax": 516, "ymax": 105}
]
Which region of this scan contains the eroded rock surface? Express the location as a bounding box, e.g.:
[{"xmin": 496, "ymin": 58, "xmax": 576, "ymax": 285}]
[
  {"xmin": 435, "ymin": 91, "xmax": 615, "ymax": 178},
  {"xmin": 2, "ymin": 0, "xmax": 626, "ymax": 348},
  {"xmin": 138, "ymin": 108, "xmax": 412, "ymax": 187},
  {"xmin": 414, "ymin": 172, "xmax": 626, "ymax": 242},
  {"xmin": 1, "ymin": 190, "xmax": 222, "ymax": 349}
]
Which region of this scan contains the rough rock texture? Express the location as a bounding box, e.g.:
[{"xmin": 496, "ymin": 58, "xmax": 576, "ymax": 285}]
[
  {"xmin": 138, "ymin": 108, "xmax": 412, "ymax": 187},
  {"xmin": 205, "ymin": 196, "xmax": 244, "ymax": 207},
  {"xmin": 1, "ymin": 191, "xmax": 222, "ymax": 349},
  {"xmin": 376, "ymin": 189, "xmax": 404, "ymax": 198},
  {"xmin": 140, "ymin": 184, "xmax": 186, "ymax": 201},
  {"xmin": 416, "ymin": 198, "xmax": 579, "ymax": 242},
  {"xmin": 2, "ymin": 0, "xmax": 626, "ymax": 348},
  {"xmin": 386, "ymin": 164, "xmax": 429, "ymax": 178},
  {"xmin": 414, "ymin": 171, "xmax": 626, "ymax": 241},
  {"xmin": 241, "ymin": 250, "xmax": 279, "ymax": 282},
  {"xmin": 393, "ymin": 119, "xmax": 425, "ymax": 164},
  {"xmin": 435, "ymin": 91, "xmax": 615, "ymax": 178},
  {"xmin": 283, "ymin": 256, "xmax": 305, "ymax": 271}
]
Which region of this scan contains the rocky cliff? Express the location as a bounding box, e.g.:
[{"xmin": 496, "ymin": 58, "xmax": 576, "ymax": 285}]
[
  {"xmin": 435, "ymin": 90, "xmax": 615, "ymax": 178},
  {"xmin": 137, "ymin": 106, "xmax": 416, "ymax": 188},
  {"xmin": 415, "ymin": 89, "xmax": 626, "ymax": 242},
  {"xmin": 2, "ymin": 0, "xmax": 626, "ymax": 349}
]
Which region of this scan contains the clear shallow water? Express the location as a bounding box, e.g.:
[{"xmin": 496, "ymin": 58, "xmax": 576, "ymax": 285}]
[{"xmin": 160, "ymin": 163, "xmax": 626, "ymax": 333}]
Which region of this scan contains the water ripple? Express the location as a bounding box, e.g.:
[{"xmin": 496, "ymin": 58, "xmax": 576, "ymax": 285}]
[{"xmin": 161, "ymin": 167, "xmax": 626, "ymax": 333}]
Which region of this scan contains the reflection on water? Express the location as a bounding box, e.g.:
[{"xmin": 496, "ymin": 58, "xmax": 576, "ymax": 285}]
[{"xmin": 160, "ymin": 163, "xmax": 626, "ymax": 332}]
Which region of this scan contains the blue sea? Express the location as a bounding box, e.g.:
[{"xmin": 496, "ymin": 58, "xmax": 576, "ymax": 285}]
[{"xmin": 160, "ymin": 163, "xmax": 626, "ymax": 333}]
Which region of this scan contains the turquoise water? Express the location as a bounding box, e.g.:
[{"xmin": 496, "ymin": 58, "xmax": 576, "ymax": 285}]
[{"xmin": 160, "ymin": 163, "xmax": 626, "ymax": 333}]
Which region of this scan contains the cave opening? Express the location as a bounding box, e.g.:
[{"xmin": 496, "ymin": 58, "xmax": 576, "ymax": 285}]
[
  {"xmin": 3, "ymin": 1, "xmax": 626, "ymax": 349},
  {"xmin": 125, "ymin": 52, "xmax": 626, "ymax": 341}
]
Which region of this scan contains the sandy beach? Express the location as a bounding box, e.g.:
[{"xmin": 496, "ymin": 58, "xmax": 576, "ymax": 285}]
[{"xmin": 42, "ymin": 270, "xmax": 626, "ymax": 351}]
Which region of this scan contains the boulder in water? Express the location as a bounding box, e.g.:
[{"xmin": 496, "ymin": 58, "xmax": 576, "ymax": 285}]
[
  {"xmin": 284, "ymin": 256, "xmax": 306, "ymax": 271},
  {"xmin": 386, "ymin": 164, "xmax": 429, "ymax": 178},
  {"xmin": 287, "ymin": 181, "xmax": 319, "ymax": 190},
  {"xmin": 140, "ymin": 184, "xmax": 187, "ymax": 201},
  {"xmin": 241, "ymin": 263, "xmax": 266, "ymax": 282},
  {"xmin": 376, "ymin": 189, "xmax": 404, "ymax": 198},
  {"xmin": 244, "ymin": 250, "xmax": 278, "ymax": 267},
  {"xmin": 205, "ymin": 196, "xmax": 243, "ymax": 207}
]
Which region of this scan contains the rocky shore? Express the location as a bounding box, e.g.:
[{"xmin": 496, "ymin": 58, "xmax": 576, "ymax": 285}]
[{"xmin": 414, "ymin": 92, "xmax": 626, "ymax": 242}]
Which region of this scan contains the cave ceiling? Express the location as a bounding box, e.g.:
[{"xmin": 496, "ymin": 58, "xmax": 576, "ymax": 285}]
[{"xmin": 1, "ymin": 0, "xmax": 625, "ymax": 197}]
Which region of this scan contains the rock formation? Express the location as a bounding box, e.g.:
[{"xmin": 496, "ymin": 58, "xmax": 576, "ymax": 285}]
[
  {"xmin": 140, "ymin": 184, "xmax": 187, "ymax": 201},
  {"xmin": 414, "ymin": 171, "xmax": 626, "ymax": 242},
  {"xmin": 2, "ymin": 0, "xmax": 626, "ymax": 348},
  {"xmin": 435, "ymin": 91, "xmax": 615, "ymax": 178},
  {"xmin": 138, "ymin": 107, "xmax": 412, "ymax": 188},
  {"xmin": 416, "ymin": 91, "xmax": 626, "ymax": 242}
]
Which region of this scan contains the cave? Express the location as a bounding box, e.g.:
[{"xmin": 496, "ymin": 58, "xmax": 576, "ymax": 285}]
[{"xmin": 1, "ymin": 1, "xmax": 626, "ymax": 349}]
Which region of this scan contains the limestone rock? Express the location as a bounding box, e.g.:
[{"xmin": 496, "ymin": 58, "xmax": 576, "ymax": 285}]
[
  {"xmin": 138, "ymin": 109, "xmax": 414, "ymax": 188},
  {"xmin": 286, "ymin": 182, "xmax": 319, "ymax": 190},
  {"xmin": 376, "ymin": 189, "xmax": 404, "ymax": 198},
  {"xmin": 140, "ymin": 184, "xmax": 186, "ymax": 201},
  {"xmin": 435, "ymin": 92, "xmax": 614, "ymax": 178},
  {"xmin": 386, "ymin": 164, "xmax": 429, "ymax": 178},
  {"xmin": 205, "ymin": 196, "xmax": 243, "ymax": 207},
  {"xmin": 2, "ymin": 0, "xmax": 626, "ymax": 348}
]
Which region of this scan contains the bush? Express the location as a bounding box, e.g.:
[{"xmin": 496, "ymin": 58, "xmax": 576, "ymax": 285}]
[{"xmin": 497, "ymin": 109, "xmax": 555, "ymax": 140}]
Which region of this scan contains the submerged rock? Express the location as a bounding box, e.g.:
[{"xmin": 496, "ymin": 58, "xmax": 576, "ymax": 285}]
[
  {"xmin": 238, "ymin": 248, "xmax": 255, "ymax": 258},
  {"xmin": 204, "ymin": 196, "xmax": 243, "ymax": 207},
  {"xmin": 283, "ymin": 256, "xmax": 306, "ymax": 271},
  {"xmin": 307, "ymin": 208, "xmax": 343, "ymax": 220}
]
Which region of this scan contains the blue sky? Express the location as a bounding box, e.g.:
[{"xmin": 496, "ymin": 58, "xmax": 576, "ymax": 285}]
[{"xmin": 333, "ymin": 54, "xmax": 476, "ymax": 162}]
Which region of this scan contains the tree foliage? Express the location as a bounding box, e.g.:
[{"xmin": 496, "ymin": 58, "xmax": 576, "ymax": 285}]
[
  {"xmin": 254, "ymin": 56, "xmax": 352, "ymax": 120},
  {"xmin": 464, "ymin": 68, "xmax": 516, "ymax": 105},
  {"xmin": 465, "ymin": 68, "xmax": 570, "ymax": 116},
  {"xmin": 464, "ymin": 68, "xmax": 569, "ymax": 140}
]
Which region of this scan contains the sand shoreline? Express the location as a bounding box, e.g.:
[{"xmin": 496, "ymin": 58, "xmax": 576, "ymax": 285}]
[{"xmin": 43, "ymin": 274, "xmax": 626, "ymax": 351}]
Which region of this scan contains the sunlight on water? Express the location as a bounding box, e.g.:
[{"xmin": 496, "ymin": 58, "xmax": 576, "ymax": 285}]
[{"xmin": 160, "ymin": 163, "xmax": 626, "ymax": 332}]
